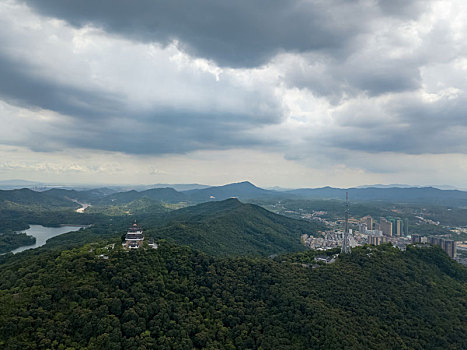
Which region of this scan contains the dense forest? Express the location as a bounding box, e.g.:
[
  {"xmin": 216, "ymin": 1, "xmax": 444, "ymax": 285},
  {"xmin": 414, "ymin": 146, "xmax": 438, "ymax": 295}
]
[
  {"xmin": 0, "ymin": 232, "xmax": 35, "ymax": 253},
  {"xmin": 0, "ymin": 242, "xmax": 465, "ymax": 349},
  {"xmin": 143, "ymin": 199, "xmax": 324, "ymax": 256},
  {"xmin": 0, "ymin": 188, "xmax": 466, "ymax": 348},
  {"xmin": 3, "ymin": 186, "xmax": 467, "ymax": 245},
  {"xmin": 0, "ymin": 199, "xmax": 323, "ymax": 258}
]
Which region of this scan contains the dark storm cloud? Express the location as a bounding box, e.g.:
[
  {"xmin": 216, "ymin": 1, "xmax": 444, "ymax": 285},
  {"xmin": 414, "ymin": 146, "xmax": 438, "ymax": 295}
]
[
  {"xmin": 18, "ymin": 0, "xmax": 434, "ymax": 103},
  {"xmin": 20, "ymin": 0, "xmax": 432, "ymax": 68},
  {"xmin": 0, "ymin": 52, "xmax": 269, "ymax": 155},
  {"xmin": 3, "ymin": 0, "xmax": 462, "ymax": 163},
  {"xmin": 60, "ymin": 110, "xmax": 264, "ymax": 155},
  {"xmin": 0, "ymin": 54, "xmax": 123, "ymax": 119}
]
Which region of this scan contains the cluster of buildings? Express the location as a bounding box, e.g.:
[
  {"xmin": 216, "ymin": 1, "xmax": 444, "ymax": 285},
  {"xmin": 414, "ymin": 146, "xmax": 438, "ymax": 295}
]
[
  {"xmin": 301, "ymin": 231, "xmax": 357, "ymax": 251},
  {"xmin": 357, "ymin": 215, "xmax": 411, "ymax": 250},
  {"xmin": 411, "ymin": 234, "xmax": 457, "ymax": 258},
  {"xmin": 360, "ymin": 216, "xmax": 409, "ymax": 237},
  {"xmin": 359, "ymin": 216, "xmax": 458, "ymax": 258},
  {"xmin": 298, "ymin": 202, "xmax": 461, "ymax": 261},
  {"xmin": 300, "ymin": 211, "xmax": 331, "ymax": 224},
  {"xmin": 368, "ymin": 235, "xmax": 390, "ymax": 246}
]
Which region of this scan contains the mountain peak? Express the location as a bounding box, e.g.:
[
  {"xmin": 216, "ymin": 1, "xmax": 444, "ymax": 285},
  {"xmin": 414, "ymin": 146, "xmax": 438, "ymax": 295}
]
[{"xmin": 223, "ymin": 181, "xmax": 256, "ymax": 187}]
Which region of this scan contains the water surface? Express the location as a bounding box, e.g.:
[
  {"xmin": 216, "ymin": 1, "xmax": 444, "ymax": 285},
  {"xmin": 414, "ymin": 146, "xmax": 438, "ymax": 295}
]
[{"xmin": 11, "ymin": 225, "xmax": 85, "ymax": 254}]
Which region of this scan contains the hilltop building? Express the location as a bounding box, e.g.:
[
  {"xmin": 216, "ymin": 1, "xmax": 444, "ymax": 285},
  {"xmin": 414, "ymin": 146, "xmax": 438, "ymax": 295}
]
[
  {"xmin": 124, "ymin": 222, "xmax": 144, "ymax": 249},
  {"xmin": 147, "ymin": 238, "xmax": 158, "ymax": 249}
]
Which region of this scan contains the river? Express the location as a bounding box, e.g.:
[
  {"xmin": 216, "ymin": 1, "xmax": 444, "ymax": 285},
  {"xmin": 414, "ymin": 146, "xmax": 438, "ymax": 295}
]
[{"xmin": 11, "ymin": 225, "xmax": 86, "ymax": 254}]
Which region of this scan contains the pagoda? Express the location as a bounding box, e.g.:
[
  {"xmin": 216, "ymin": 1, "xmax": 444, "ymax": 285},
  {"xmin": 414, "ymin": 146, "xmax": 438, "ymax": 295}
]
[{"xmin": 124, "ymin": 221, "xmax": 144, "ymax": 249}]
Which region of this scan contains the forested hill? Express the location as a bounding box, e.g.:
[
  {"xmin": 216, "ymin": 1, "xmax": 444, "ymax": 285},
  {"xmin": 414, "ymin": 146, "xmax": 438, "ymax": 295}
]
[
  {"xmin": 96, "ymin": 187, "xmax": 187, "ymax": 205},
  {"xmin": 142, "ymin": 198, "xmax": 324, "ymax": 256},
  {"xmin": 0, "ymin": 243, "xmax": 465, "ymax": 349},
  {"xmin": 183, "ymin": 181, "xmax": 272, "ymax": 202},
  {"xmin": 0, "ymin": 188, "xmax": 76, "ymax": 208},
  {"xmin": 44, "ymin": 188, "xmax": 115, "ymax": 203},
  {"xmin": 0, "ymin": 189, "xmax": 85, "ymax": 233},
  {"xmin": 17, "ymin": 198, "xmax": 322, "ymax": 257}
]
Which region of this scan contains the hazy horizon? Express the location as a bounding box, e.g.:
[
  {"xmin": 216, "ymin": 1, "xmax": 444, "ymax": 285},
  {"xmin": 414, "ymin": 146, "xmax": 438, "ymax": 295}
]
[{"xmin": 1, "ymin": 178, "xmax": 467, "ymax": 192}]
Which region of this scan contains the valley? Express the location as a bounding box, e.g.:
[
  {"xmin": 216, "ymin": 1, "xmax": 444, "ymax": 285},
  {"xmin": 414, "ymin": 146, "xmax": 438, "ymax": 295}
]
[{"xmin": 0, "ymin": 182, "xmax": 466, "ymax": 349}]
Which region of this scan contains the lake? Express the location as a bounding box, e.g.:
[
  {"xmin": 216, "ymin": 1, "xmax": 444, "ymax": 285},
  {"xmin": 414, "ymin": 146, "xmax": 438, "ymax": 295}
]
[{"xmin": 11, "ymin": 225, "xmax": 86, "ymax": 254}]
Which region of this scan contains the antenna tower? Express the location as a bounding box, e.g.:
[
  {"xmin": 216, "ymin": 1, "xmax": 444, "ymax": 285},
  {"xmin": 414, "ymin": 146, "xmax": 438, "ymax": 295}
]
[{"xmin": 341, "ymin": 191, "xmax": 351, "ymax": 254}]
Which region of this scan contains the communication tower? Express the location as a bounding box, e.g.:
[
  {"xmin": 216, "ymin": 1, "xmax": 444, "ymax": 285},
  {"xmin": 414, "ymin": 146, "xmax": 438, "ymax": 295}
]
[{"xmin": 341, "ymin": 192, "xmax": 352, "ymax": 254}]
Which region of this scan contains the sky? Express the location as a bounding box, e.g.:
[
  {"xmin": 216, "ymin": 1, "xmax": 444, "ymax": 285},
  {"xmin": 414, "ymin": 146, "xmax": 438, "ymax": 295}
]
[{"xmin": 1, "ymin": 0, "xmax": 467, "ymax": 188}]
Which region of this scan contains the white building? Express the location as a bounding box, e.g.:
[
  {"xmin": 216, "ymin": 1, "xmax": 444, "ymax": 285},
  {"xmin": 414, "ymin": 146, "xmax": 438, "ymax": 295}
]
[{"xmin": 124, "ymin": 222, "xmax": 144, "ymax": 249}]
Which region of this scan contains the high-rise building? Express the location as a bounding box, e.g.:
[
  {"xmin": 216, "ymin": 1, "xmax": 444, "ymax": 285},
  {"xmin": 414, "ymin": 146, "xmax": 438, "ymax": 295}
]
[
  {"xmin": 427, "ymin": 237, "xmax": 457, "ymax": 258},
  {"xmin": 380, "ymin": 218, "xmax": 393, "ymax": 236},
  {"xmin": 359, "ymin": 223, "xmax": 368, "ymax": 233},
  {"xmin": 396, "ymin": 220, "xmax": 402, "ymax": 236},
  {"xmin": 404, "ymin": 218, "xmax": 409, "ymax": 235},
  {"xmin": 365, "ymin": 216, "xmax": 373, "ymax": 231},
  {"xmin": 369, "ymin": 235, "xmax": 379, "ymax": 245},
  {"xmin": 368, "ymin": 235, "xmax": 388, "ymax": 246},
  {"xmin": 428, "ymin": 236, "xmax": 441, "ymax": 247},
  {"xmin": 389, "ymin": 218, "xmax": 396, "ymax": 235},
  {"xmin": 411, "ymin": 234, "xmax": 421, "ymax": 243},
  {"xmin": 443, "ymin": 240, "xmax": 457, "ymax": 258}
]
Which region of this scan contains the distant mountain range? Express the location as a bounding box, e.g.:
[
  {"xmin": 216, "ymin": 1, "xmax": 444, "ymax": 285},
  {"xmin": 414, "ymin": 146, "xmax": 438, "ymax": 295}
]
[
  {"xmin": 4, "ymin": 181, "xmax": 467, "ymax": 207},
  {"xmin": 286, "ymin": 186, "xmax": 467, "ymax": 206},
  {"xmin": 0, "ymin": 188, "xmax": 77, "ymax": 208},
  {"xmin": 3, "ymin": 178, "xmax": 466, "ymax": 191},
  {"xmin": 0, "ymin": 180, "xmax": 210, "ymax": 192},
  {"xmin": 356, "ymin": 183, "xmax": 466, "ymax": 191}
]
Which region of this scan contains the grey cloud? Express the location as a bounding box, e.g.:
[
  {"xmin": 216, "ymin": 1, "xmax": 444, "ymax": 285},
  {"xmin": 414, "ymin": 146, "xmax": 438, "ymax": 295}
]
[
  {"xmin": 0, "ymin": 54, "xmax": 124, "ymax": 119},
  {"xmin": 3, "ymin": 0, "xmax": 464, "ymax": 164},
  {"xmin": 345, "ymin": 58, "xmax": 421, "ymax": 97},
  {"xmin": 280, "ymin": 48, "xmax": 422, "ymax": 102},
  {"xmin": 19, "ymin": 0, "xmax": 433, "ymax": 68},
  {"xmin": 320, "ymin": 93, "xmax": 467, "ymax": 155},
  {"xmin": 0, "ymin": 53, "xmax": 272, "ymax": 155},
  {"xmin": 60, "ymin": 110, "xmax": 264, "ymax": 155},
  {"xmin": 376, "ymin": 0, "xmax": 427, "ymax": 18}
]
